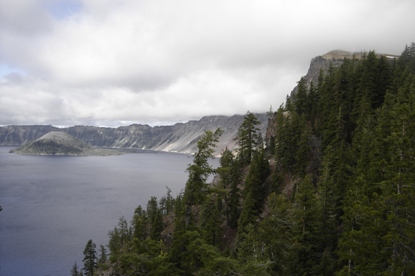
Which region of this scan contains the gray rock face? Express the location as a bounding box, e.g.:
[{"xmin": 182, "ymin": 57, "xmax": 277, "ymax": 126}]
[
  {"xmin": 1, "ymin": 114, "xmax": 268, "ymax": 156},
  {"xmin": 290, "ymin": 50, "xmax": 348, "ymax": 98}
]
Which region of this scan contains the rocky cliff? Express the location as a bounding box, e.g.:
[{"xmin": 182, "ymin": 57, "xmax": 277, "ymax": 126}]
[
  {"xmin": 266, "ymin": 49, "xmax": 399, "ymax": 147},
  {"xmin": 290, "ymin": 49, "xmax": 399, "ymax": 98},
  {"xmin": 1, "ymin": 114, "xmax": 268, "ymax": 156}
]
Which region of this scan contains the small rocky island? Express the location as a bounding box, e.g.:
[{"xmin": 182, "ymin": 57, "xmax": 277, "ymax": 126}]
[{"xmin": 10, "ymin": 131, "xmax": 123, "ymax": 156}]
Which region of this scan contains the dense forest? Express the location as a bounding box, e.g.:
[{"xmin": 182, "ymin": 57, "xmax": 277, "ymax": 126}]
[{"xmin": 72, "ymin": 43, "xmax": 415, "ymax": 276}]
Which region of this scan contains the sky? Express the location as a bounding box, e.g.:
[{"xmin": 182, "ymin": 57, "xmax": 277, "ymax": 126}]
[{"xmin": 0, "ymin": 0, "xmax": 414, "ymax": 127}]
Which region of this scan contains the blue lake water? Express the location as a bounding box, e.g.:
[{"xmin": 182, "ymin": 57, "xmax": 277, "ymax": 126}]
[{"xmin": 0, "ymin": 147, "xmax": 219, "ymax": 276}]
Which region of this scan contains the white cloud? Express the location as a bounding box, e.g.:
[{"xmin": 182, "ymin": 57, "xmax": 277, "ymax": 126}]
[{"xmin": 0, "ymin": 0, "xmax": 414, "ymax": 126}]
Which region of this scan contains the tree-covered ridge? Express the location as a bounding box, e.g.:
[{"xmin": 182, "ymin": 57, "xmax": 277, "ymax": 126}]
[
  {"xmin": 273, "ymin": 43, "xmax": 415, "ymax": 275},
  {"xmin": 74, "ymin": 43, "xmax": 415, "ymax": 275}
]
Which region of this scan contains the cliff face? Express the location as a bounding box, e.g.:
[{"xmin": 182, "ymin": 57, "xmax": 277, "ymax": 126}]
[
  {"xmin": 290, "ymin": 50, "xmax": 349, "ymax": 98},
  {"xmin": 266, "ymin": 49, "xmax": 399, "ymax": 148},
  {"xmin": 290, "ymin": 49, "xmax": 399, "ymax": 98},
  {"xmin": 1, "ymin": 114, "xmax": 268, "ymax": 156}
]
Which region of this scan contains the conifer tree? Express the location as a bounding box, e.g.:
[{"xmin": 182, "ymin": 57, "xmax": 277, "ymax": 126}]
[
  {"xmin": 82, "ymin": 239, "xmax": 97, "ymax": 276},
  {"xmin": 289, "ymin": 175, "xmax": 322, "ymax": 275},
  {"xmin": 145, "ymin": 197, "xmax": 163, "ymax": 240},
  {"xmin": 234, "ymin": 111, "xmax": 262, "ymax": 165},
  {"xmin": 182, "ymin": 128, "xmax": 222, "ymax": 227},
  {"xmin": 216, "ymin": 147, "xmax": 234, "ymax": 226},
  {"xmin": 70, "ymin": 262, "xmax": 79, "ymax": 276},
  {"xmin": 200, "ymin": 196, "xmax": 222, "ymax": 246},
  {"xmin": 238, "ymin": 150, "xmax": 269, "ymax": 234},
  {"xmin": 258, "ymin": 193, "xmax": 293, "ymax": 274},
  {"xmin": 295, "ymin": 115, "xmax": 311, "ymax": 177},
  {"xmin": 294, "ymin": 77, "xmax": 309, "ymax": 116},
  {"xmin": 235, "ymin": 222, "xmax": 271, "ymax": 275},
  {"xmin": 159, "ymin": 186, "xmax": 175, "ymax": 215},
  {"xmin": 150, "ymin": 208, "xmax": 163, "ymax": 241},
  {"xmin": 97, "ymin": 244, "xmax": 108, "ymax": 272},
  {"xmin": 227, "ymin": 158, "xmax": 242, "ymax": 228},
  {"xmin": 132, "ymin": 205, "xmax": 148, "ymax": 244},
  {"xmin": 398, "ymin": 42, "xmax": 415, "ymax": 72}
]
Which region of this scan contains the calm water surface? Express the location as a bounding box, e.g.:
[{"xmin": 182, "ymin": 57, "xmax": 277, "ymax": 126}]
[{"xmin": 0, "ymin": 147, "xmax": 218, "ymax": 276}]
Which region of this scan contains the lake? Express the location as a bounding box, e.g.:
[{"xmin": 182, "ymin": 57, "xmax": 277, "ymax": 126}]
[{"xmin": 0, "ymin": 147, "xmax": 219, "ymax": 276}]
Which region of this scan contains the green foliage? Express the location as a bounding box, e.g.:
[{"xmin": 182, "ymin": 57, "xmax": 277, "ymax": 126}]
[
  {"xmin": 76, "ymin": 43, "xmax": 415, "ymax": 276},
  {"xmin": 182, "ymin": 128, "xmax": 223, "ymax": 227},
  {"xmin": 257, "ymin": 193, "xmax": 293, "ymax": 274},
  {"xmin": 294, "ymin": 77, "xmax": 310, "ymax": 115},
  {"xmin": 70, "ymin": 262, "xmax": 79, "ymax": 276},
  {"xmin": 146, "ymin": 197, "xmax": 163, "ymax": 240},
  {"xmin": 132, "ymin": 205, "xmax": 148, "ymax": 243},
  {"xmin": 82, "ymin": 239, "xmax": 97, "ymax": 276},
  {"xmin": 200, "ymin": 197, "xmax": 222, "ymax": 247},
  {"xmin": 290, "ymin": 175, "xmax": 323, "ymax": 275},
  {"xmin": 159, "ymin": 186, "xmax": 175, "ymax": 215},
  {"xmin": 234, "ymin": 111, "xmax": 262, "ymax": 165},
  {"xmin": 219, "ymin": 148, "xmax": 242, "ymax": 228},
  {"xmin": 238, "ymin": 150, "xmax": 269, "ymax": 232},
  {"xmin": 97, "ymin": 244, "xmax": 109, "ymax": 272}
]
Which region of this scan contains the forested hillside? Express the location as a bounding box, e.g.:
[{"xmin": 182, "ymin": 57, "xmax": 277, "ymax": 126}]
[{"xmin": 73, "ymin": 43, "xmax": 415, "ymax": 276}]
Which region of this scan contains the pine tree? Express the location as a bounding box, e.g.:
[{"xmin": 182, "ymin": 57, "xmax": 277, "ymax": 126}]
[
  {"xmin": 227, "ymin": 157, "xmax": 242, "ymax": 228},
  {"xmin": 150, "ymin": 208, "xmax": 163, "ymax": 240},
  {"xmin": 159, "ymin": 186, "xmax": 175, "ymax": 215},
  {"xmin": 117, "ymin": 216, "xmax": 131, "ymax": 252},
  {"xmin": 200, "ymin": 196, "xmax": 222, "ymax": 246},
  {"xmin": 234, "ymin": 111, "xmax": 262, "ymax": 165},
  {"xmin": 216, "ymin": 147, "xmax": 234, "ymax": 226},
  {"xmin": 146, "ymin": 197, "xmax": 163, "ymax": 240},
  {"xmin": 82, "ymin": 239, "xmax": 97, "ymax": 276},
  {"xmin": 258, "ymin": 193, "xmax": 293, "ymax": 274},
  {"xmin": 97, "ymin": 244, "xmax": 108, "ymax": 272},
  {"xmin": 398, "ymin": 42, "xmax": 415, "ymax": 72},
  {"xmin": 70, "ymin": 262, "xmax": 79, "ymax": 276},
  {"xmin": 295, "ymin": 115, "xmax": 311, "ymax": 177},
  {"xmin": 182, "ymin": 128, "xmax": 223, "ymax": 227},
  {"xmin": 289, "ymin": 175, "xmax": 322, "ymax": 275},
  {"xmin": 238, "ymin": 150, "xmax": 269, "ymax": 234},
  {"xmin": 294, "ymin": 77, "xmax": 309, "ymax": 115},
  {"xmin": 236, "ymin": 223, "xmax": 270, "ymax": 275}
]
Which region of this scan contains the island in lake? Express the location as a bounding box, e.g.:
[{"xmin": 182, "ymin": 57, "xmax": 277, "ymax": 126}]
[{"xmin": 10, "ymin": 131, "xmax": 123, "ymax": 156}]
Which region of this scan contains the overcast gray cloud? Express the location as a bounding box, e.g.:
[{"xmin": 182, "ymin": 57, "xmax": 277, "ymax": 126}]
[{"xmin": 0, "ymin": 0, "xmax": 414, "ymax": 126}]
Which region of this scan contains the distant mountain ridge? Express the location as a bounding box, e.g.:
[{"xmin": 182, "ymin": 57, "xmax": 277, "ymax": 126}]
[{"xmin": 1, "ymin": 114, "xmax": 268, "ymax": 156}]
